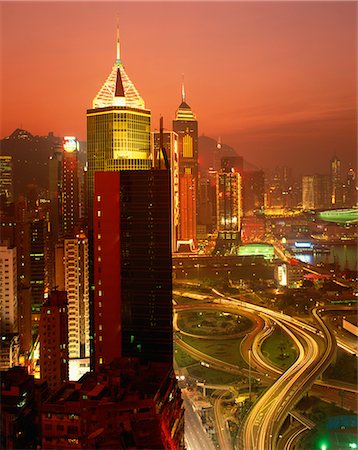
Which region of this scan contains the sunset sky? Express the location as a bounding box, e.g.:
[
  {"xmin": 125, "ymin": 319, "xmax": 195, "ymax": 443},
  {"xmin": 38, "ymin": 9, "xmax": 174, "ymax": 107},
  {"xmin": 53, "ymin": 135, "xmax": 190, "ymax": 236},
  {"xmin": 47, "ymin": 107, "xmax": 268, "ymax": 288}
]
[{"xmin": 1, "ymin": 1, "xmax": 356, "ymax": 173}]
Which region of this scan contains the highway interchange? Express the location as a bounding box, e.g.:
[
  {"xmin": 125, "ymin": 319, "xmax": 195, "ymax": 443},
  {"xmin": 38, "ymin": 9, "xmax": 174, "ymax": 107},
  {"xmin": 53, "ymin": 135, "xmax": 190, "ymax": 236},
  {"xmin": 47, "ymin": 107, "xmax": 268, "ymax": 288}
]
[{"xmin": 174, "ymin": 287, "xmax": 357, "ymax": 450}]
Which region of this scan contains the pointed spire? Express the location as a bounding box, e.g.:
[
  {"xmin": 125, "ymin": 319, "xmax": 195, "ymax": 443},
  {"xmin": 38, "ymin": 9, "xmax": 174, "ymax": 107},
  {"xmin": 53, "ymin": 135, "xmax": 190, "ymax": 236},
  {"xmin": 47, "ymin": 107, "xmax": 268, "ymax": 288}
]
[
  {"xmin": 181, "ymin": 74, "xmax": 186, "ymax": 102},
  {"xmin": 115, "ymin": 68, "xmax": 125, "ymax": 97},
  {"xmin": 116, "ymin": 21, "xmax": 121, "ymax": 62}
]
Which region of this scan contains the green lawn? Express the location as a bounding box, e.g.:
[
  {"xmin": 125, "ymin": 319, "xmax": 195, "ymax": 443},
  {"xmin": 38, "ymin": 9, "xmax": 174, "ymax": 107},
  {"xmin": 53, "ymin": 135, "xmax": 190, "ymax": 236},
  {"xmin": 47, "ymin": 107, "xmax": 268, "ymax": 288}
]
[
  {"xmin": 178, "ymin": 310, "xmax": 252, "ymax": 336},
  {"xmin": 187, "ymin": 364, "xmax": 239, "ymax": 385},
  {"xmin": 174, "ymin": 345, "xmax": 197, "ymax": 367},
  {"xmin": 260, "ymin": 327, "xmax": 298, "ymax": 370},
  {"xmin": 181, "ymin": 335, "xmax": 247, "ymax": 368}
]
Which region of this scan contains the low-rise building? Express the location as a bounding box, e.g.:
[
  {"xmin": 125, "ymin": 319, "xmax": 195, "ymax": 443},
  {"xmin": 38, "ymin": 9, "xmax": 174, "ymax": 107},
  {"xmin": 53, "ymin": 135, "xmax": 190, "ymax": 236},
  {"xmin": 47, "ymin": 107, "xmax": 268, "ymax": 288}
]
[{"xmin": 41, "ymin": 358, "xmax": 184, "ymax": 450}]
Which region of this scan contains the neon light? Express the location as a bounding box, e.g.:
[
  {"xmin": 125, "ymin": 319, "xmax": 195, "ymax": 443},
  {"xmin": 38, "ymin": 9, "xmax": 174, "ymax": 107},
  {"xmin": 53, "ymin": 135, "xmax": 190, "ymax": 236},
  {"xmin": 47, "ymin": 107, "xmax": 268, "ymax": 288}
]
[{"xmin": 294, "ymin": 242, "xmax": 312, "ymax": 248}]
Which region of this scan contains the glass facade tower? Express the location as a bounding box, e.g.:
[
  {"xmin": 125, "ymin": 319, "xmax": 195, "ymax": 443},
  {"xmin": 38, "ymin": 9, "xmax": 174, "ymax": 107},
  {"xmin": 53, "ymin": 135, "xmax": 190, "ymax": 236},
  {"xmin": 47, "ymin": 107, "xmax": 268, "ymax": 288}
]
[{"xmin": 86, "ymin": 41, "xmax": 151, "ymax": 225}]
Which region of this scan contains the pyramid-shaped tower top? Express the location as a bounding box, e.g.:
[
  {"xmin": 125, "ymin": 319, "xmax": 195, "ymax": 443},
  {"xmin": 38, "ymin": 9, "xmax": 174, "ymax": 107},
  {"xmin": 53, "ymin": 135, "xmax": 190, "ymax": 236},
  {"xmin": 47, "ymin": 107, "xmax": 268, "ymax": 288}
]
[
  {"xmin": 175, "ymin": 77, "xmax": 196, "ymax": 121},
  {"xmin": 92, "ymin": 28, "xmax": 145, "ymax": 110}
]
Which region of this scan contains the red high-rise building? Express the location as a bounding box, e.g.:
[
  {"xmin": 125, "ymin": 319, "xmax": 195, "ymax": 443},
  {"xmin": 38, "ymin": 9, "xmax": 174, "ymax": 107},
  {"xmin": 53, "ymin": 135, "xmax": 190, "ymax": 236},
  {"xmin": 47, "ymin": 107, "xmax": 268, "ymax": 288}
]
[
  {"xmin": 93, "ymin": 169, "xmax": 172, "ymax": 370},
  {"xmin": 62, "ymin": 136, "xmax": 80, "ymax": 236},
  {"xmin": 173, "ymin": 82, "xmax": 198, "ymax": 248},
  {"xmin": 39, "ymin": 289, "xmax": 68, "ymax": 391}
]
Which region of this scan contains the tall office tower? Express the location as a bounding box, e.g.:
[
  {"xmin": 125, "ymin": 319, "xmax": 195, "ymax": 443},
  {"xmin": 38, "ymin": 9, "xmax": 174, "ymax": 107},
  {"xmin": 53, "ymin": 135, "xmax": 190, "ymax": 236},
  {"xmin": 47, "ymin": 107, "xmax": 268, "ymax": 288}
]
[
  {"xmin": 215, "ymin": 165, "xmax": 242, "ymax": 254},
  {"xmin": 197, "ymin": 176, "xmax": 214, "ymax": 238},
  {"xmin": 302, "ymin": 174, "xmax": 331, "ymax": 210},
  {"xmin": 39, "ymin": 290, "xmax": 68, "ymax": 391},
  {"xmin": 86, "ymin": 34, "xmax": 151, "ymax": 225},
  {"xmin": 0, "ymin": 156, "xmax": 14, "ymax": 204},
  {"xmin": 64, "ymin": 235, "xmax": 90, "ymax": 361},
  {"xmin": 62, "ymin": 137, "xmax": 80, "ymax": 236},
  {"xmin": 344, "ymin": 168, "xmax": 357, "ymax": 207},
  {"xmin": 173, "ymin": 82, "xmax": 198, "ymax": 246},
  {"xmin": 93, "ymin": 170, "xmax": 172, "ymax": 370},
  {"xmin": 0, "ymin": 245, "xmax": 18, "ymax": 334},
  {"xmin": 29, "ymin": 219, "xmax": 46, "ymax": 334},
  {"xmin": 48, "ymin": 144, "xmax": 63, "ymax": 243},
  {"xmin": 152, "ymin": 128, "xmax": 179, "ymax": 250},
  {"xmin": 302, "ymin": 176, "xmax": 315, "ymax": 210},
  {"xmin": 330, "ymin": 156, "xmax": 343, "ymax": 207},
  {"xmin": 221, "ymin": 156, "xmax": 243, "ymax": 173},
  {"xmin": 242, "ymin": 170, "xmax": 265, "ymax": 215},
  {"xmin": 14, "ymin": 201, "xmax": 33, "ymax": 353}
]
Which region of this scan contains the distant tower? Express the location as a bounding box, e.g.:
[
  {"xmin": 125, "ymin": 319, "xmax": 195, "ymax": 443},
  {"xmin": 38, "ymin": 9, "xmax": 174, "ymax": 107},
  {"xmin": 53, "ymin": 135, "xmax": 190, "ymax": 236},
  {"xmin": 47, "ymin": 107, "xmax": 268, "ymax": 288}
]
[
  {"xmin": 242, "ymin": 170, "xmax": 265, "ymax": 215},
  {"xmin": 39, "ymin": 290, "xmax": 68, "ymax": 391},
  {"xmin": 0, "ymin": 245, "xmax": 17, "ymax": 334},
  {"xmin": 330, "ymin": 156, "xmax": 342, "ymax": 207},
  {"xmin": 344, "ymin": 167, "xmax": 357, "ymax": 207},
  {"xmin": 0, "ymin": 156, "xmax": 14, "ymax": 204},
  {"xmin": 48, "ymin": 144, "xmax": 63, "ymax": 244},
  {"xmin": 215, "ymin": 161, "xmax": 242, "ymax": 254},
  {"xmin": 173, "ymin": 79, "xmax": 198, "ymax": 247},
  {"xmin": 86, "ymin": 29, "xmax": 151, "ymax": 226},
  {"xmin": 152, "ymin": 126, "xmax": 179, "ymax": 250},
  {"xmin": 62, "ymin": 137, "xmax": 80, "ymax": 236},
  {"xmin": 29, "ymin": 219, "xmax": 46, "ymax": 334},
  {"xmin": 302, "ymin": 174, "xmax": 330, "ymax": 210}
]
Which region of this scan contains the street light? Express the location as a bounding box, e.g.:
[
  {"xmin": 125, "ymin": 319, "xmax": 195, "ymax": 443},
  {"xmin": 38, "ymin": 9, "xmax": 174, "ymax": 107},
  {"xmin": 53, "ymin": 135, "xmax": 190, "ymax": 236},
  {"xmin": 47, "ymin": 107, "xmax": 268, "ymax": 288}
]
[{"xmin": 248, "ymin": 349, "xmax": 252, "ymax": 402}]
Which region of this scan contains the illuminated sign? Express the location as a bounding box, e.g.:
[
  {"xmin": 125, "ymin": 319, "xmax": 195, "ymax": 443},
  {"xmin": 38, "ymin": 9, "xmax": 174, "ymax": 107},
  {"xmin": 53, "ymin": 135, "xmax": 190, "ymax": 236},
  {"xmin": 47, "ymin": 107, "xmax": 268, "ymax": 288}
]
[
  {"xmin": 63, "ymin": 136, "xmax": 79, "ymax": 153},
  {"xmin": 294, "ymin": 242, "xmax": 312, "ymax": 249}
]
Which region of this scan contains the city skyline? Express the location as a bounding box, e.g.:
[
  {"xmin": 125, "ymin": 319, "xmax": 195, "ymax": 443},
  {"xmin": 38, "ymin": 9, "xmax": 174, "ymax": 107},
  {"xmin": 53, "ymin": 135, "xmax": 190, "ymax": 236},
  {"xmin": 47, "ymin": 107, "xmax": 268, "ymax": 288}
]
[{"xmin": 1, "ymin": 1, "xmax": 356, "ymax": 173}]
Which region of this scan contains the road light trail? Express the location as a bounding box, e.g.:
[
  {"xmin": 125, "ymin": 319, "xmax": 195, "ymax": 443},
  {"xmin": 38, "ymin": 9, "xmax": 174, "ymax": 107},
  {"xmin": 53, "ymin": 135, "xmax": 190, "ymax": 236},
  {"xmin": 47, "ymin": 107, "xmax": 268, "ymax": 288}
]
[{"xmin": 208, "ymin": 289, "xmax": 335, "ymax": 450}]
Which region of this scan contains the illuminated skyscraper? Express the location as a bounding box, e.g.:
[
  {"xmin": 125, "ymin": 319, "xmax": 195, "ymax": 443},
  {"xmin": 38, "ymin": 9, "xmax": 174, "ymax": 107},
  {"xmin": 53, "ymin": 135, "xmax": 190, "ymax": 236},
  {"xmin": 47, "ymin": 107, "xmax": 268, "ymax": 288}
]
[
  {"xmin": 0, "ymin": 156, "xmax": 13, "ymax": 204},
  {"xmin": 344, "ymin": 167, "xmax": 357, "ymax": 207},
  {"xmin": 330, "ymin": 156, "xmax": 343, "ymax": 207},
  {"xmin": 215, "ymin": 164, "xmax": 242, "ymax": 254},
  {"xmin": 29, "ymin": 219, "xmax": 46, "ymax": 333},
  {"xmin": 62, "ymin": 137, "xmax": 80, "ymax": 236},
  {"xmin": 86, "ymin": 32, "xmax": 151, "ymax": 224},
  {"xmin": 0, "ymin": 245, "xmax": 17, "ymax": 334},
  {"xmin": 302, "ymin": 174, "xmax": 330, "ymax": 210},
  {"xmin": 48, "ymin": 144, "xmax": 63, "ymax": 243},
  {"xmin": 173, "ymin": 82, "xmax": 198, "ymax": 247},
  {"xmin": 64, "ymin": 236, "xmax": 89, "ymax": 360},
  {"xmin": 152, "ymin": 127, "xmax": 179, "ymax": 250}
]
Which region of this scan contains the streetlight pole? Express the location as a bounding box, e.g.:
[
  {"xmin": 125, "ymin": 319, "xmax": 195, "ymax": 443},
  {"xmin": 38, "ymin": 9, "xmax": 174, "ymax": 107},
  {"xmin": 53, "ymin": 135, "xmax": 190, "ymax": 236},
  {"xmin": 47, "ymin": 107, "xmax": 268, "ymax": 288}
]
[{"xmin": 249, "ymin": 348, "xmax": 252, "ymax": 402}]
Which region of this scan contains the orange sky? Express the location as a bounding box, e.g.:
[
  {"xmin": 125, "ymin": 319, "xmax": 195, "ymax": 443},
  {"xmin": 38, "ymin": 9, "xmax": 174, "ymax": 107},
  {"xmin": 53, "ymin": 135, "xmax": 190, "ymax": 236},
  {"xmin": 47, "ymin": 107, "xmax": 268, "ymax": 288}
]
[{"xmin": 1, "ymin": 1, "xmax": 356, "ymax": 173}]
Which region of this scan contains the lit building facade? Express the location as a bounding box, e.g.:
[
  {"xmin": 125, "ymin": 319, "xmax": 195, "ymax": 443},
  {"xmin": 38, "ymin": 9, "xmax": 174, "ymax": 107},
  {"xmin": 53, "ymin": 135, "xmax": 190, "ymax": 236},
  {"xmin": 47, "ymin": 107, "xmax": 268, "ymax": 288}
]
[
  {"xmin": 0, "ymin": 155, "xmax": 13, "ymax": 203},
  {"xmin": 173, "ymin": 84, "xmax": 198, "ymax": 246},
  {"xmin": 344, "ymin": 167, "xmax": 357, "ymax": 207},
  {"xmin": 0, "ymin": 333, "xmax": 19, "ymax": 370},
  {"xmin": 216, "ymin": 169, "xmax": 242, "ymax": 252},
  {"xmin": 86, "ymin": 38, "xmax": 151, "ymax": 225},
  {"xmin": 39, "ymin": 290, "xmax": 69, "ymax": 391},
  {"xmin": 330, "ymin": 156, "xmax": 343, "ymax": 207},
  {"xmin": 29, "ymin": 219, "xmax": 46, "ymax": 331},
  {"xmin": 62, "ymin": 137, "xmax": 80, "ymax": 236},
  {"xmin": 0, "ymin": 245, "xmax": 17, "ymax": 334},
  {"xmin": 302, "ymin": 174, "xmax": 330, "ymax": 210},
  {"xmin": 275, "ymin": 263, "xmax": 303, "ymax": 288},
  {"xmin": 64, "ymin": 236, "xmax": 89, "ymax": 360},
  {"xmin": 48, "ymin": 144, "xmax": 63, "ymax": 244},
  {"xmin": 152, "ymin": 129, "xmax": 179, "ymax": 251},
  {"xmin": 93, "ymin": 170, "xmax": 172, "ymax": 370}
]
